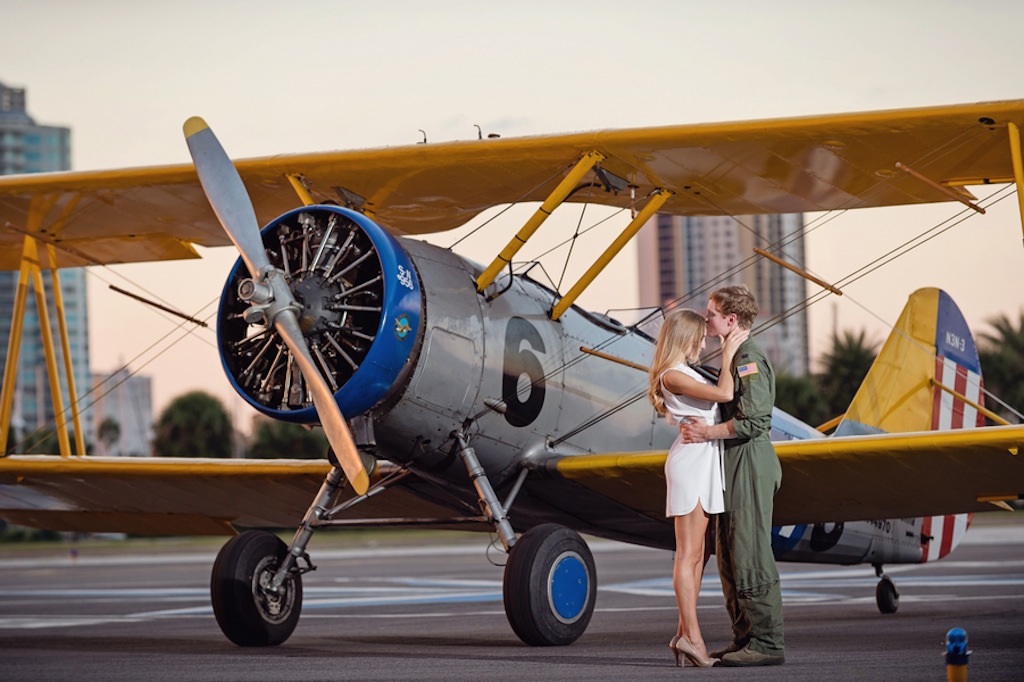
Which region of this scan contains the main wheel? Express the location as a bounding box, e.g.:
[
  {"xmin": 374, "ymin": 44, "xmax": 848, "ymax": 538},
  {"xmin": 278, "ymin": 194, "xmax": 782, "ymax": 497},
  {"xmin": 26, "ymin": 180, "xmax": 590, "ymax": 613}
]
[
  {"xmin": 503, "ymin": 523, "xmax": 596, "ymax": 646},
  {"xmin": 211, "ymin": 530, "xmax": 303, "ymax": 646},
  {"xmin": 876, "ymin": 575, "xmax": 899, "ymax": 614}
]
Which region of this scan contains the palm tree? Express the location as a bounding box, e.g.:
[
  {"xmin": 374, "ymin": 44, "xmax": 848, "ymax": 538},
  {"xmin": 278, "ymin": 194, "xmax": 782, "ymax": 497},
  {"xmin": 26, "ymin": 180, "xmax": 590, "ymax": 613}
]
[
  {"xmin": 775, "ymin": 372, "xmax": 829, "ymax": 427},
  {"xmin": 817, "ymin": 329, "xmax": 879, "ymax": 418},
  {"xmin": 978, "ymin": 312, "xmax": 1024, "ymax": 424},
  {"xmin": 97, "ymin": 416, "xmax": 121, "ymax": 456},
  {"xmin": 153, "ymin": 391, "xmax": 233, "ymax": 458}
]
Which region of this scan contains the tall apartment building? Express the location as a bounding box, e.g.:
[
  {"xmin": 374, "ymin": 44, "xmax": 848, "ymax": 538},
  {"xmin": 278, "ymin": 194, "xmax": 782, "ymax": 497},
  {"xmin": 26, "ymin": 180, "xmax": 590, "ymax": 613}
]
[
  {"xmin": 637, "ymin": 213, "xmax": 809, "ymax": 376},
  {"xmin": 90, "ymin": 369, "xmax": 153, "ymax": 456},
  {"xmin": 0, "ymin": 81, "xmax": 90, "ymax": 451}
]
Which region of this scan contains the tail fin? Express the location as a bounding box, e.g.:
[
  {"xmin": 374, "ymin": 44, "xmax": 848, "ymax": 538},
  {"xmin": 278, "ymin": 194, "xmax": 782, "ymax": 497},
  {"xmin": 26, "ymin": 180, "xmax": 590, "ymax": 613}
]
[
  {"xmin": 837, "ymin": 287, "xmax": 980, "ymax": 562},
  {"xmin": 835, "ymin": 287, "xmax": 985, "ymax": 437}
]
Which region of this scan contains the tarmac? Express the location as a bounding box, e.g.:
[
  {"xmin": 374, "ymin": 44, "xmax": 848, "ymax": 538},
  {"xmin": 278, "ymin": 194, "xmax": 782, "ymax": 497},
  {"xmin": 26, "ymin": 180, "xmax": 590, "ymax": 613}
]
[{"xmin": 1, "ymin": 514, "xmax": 1022, "ymax": 681}]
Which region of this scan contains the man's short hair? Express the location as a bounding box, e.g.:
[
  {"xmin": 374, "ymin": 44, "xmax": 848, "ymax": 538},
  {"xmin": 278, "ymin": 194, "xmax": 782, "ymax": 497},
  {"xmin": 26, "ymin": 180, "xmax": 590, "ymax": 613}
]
[{"xmin": 711, "ymin": 285, "xmax": 759, "ymax": 329}]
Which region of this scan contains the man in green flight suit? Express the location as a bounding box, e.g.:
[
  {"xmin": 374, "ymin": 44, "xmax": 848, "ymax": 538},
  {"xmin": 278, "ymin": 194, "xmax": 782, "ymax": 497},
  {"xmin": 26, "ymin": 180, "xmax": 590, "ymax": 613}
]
[{"xmin": 680, "ymin": 284, "xmax": 785, "ymax": 667}]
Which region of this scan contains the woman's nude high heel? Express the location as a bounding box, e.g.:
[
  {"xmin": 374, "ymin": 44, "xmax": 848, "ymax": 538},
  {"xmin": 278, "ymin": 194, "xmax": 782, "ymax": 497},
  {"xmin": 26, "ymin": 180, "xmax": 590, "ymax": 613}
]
[
  {"xmin": 668, "ymin": 635, "xmax": 682, "ymax": 667},
  {"xmin": 674, "ymin": 636, "xmax": 719, "ymax": 668}
]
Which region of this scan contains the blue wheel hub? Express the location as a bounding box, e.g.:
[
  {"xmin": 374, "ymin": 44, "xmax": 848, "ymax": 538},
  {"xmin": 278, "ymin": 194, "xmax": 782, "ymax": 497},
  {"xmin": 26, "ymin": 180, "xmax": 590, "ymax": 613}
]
[{"xmin": 547, "ymin": 551, "xmax": 589, "ymax": 624}]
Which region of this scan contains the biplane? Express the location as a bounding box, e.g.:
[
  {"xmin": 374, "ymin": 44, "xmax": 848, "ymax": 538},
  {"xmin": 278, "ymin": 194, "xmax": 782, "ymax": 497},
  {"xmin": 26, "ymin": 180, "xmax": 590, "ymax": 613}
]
[{"xmin": 1, "ymin": 100, "xmax": 1023, "ymax": 647}]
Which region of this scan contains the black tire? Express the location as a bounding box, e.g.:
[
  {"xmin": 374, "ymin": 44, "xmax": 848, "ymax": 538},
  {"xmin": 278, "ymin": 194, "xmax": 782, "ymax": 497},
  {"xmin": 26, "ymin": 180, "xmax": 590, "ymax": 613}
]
[
  {"xmin": 876, "ymin": 575, "xmax": 899, "ymax": 614},
  {"xmin": 503, "ymin": 523, "xmax": 596, "ymax": 646},
  {"xmin": 211, "ymin": 530, "xmax": 303, "ymax": 646}
]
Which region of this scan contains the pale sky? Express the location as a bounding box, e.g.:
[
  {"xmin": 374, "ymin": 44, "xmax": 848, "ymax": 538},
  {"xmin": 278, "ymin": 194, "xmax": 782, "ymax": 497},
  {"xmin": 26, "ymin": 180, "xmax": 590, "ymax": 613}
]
[{"xmin": 3, "ymin": 0, "xmax": 1024, "ymax": 427}]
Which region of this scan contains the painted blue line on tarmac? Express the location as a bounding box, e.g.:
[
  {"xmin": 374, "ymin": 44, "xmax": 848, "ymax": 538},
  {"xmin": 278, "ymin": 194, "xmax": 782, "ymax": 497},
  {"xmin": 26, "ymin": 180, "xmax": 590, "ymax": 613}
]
[{"xmin": 303, "ymin": 591, "xmax": 503, "ymax": 610}]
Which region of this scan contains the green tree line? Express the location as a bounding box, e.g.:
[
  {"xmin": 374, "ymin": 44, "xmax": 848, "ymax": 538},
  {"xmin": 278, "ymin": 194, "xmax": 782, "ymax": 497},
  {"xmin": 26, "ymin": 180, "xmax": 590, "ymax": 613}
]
[
  {"xmin": 152, "ymin": 390, "xmax": 327, "ymax": 459},
  {"xmin": 777, "ymin": 314, "xmax": 1024, "ymax": 429},
  {"xmin": 776, "ymin": 329, "xmax": 879, "ymax": 430}
]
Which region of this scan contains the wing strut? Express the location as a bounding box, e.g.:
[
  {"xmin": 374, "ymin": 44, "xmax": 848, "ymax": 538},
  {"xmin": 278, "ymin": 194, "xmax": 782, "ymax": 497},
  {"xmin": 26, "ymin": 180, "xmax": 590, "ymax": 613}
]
[
  {"xmin": 0, "ymin": 237, "xmax": 85, "ymax": 457},
  {"xmin": 1007, "ymin": 122, "xmax": 1024, "ymax": 248},
  {"xmin": 753, "ymin": 247, "xmax": 843, "ymax": 296},
  {"xmin": 0, "ymin": 240, "xmax": 33, "ymax": 454},
  {"xmin": 286, "ymin": 174, "xmax": 316, "ymax": 206},
  {"xmin": 895, "ymin": 162, "xmax": 985, "ymax": 214},
  {"xmin": 579, "ymin": 346, "xmax": 649, "ymax": 372},
  {"xmin": 475, "ymin": 151, "xmax": 605, "ymax": 293},
  {"xmin": 549, "ymin": 188, "xmax": 672, "ymax": 320}
]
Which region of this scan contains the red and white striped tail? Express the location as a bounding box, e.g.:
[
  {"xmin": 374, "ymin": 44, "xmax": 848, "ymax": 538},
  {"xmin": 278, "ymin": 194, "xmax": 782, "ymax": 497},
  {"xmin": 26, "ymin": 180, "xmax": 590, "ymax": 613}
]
[
  {"xmin": 920, "ymin": 513, "xmax": 972, "ymax": 562},
  {"xmin": 932, "ymin": 357, "xmax": 985, "ymax": 430},
  {"xmin": 922, "ymin": 356, "xmax": 982, "ymax": 561}
]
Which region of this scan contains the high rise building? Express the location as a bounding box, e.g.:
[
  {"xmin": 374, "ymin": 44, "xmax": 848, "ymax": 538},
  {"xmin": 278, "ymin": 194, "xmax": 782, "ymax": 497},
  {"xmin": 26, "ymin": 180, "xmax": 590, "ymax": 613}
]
[
  {"xmin": 637, "ymin": 213, "xmax": 809, "ymax": 376},
  {"xmin": 0, "ymin": 81, "xmax": 90, "ymax": 452},
  {"xmin": 0, "ymin": 83, "xmax": 69, "ymax": 173},
  {"xmin": 90, "ymin": 369, "xmax": 153, "ymax": 456}
]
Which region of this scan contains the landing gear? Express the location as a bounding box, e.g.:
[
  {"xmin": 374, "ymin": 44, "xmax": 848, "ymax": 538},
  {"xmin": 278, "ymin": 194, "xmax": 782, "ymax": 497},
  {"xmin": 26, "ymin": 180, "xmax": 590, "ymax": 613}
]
[
  {"xmin": 211, "ymin": 530, "xmax": 303, "ymax": 646},
  {"xmin": 450, "ymin": 431, "xmax": 597, "ymax": 646},
  {"xmin": 211, "ymin": 466, "xmax": 349, "ymax": 646},
  {"xmin": 873, "ymin": 564, "xmax": 899, "ymax": 614},
  {"xmin": 503, "ymin": 523, "xmax": 597, "ymax": 646}
]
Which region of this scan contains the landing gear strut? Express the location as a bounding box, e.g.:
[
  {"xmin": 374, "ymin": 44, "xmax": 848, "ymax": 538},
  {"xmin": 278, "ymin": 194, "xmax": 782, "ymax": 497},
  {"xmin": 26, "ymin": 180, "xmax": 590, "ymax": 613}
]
[
  {"xmin": 453, "ymin": 430, "xmax": 597, "ymax": 646},
  {"xmin": 211, "ymin": 466, "xmax": 348, "ymax": 646}
]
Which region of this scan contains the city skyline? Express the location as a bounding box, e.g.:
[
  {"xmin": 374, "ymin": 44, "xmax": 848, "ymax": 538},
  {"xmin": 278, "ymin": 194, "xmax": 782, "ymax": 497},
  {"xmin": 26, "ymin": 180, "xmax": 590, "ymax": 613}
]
[
  {"xmin": 3, "ymin": 1, "xmax": 1023, "ymax": 424},
  {"xmin": 0, "ymin": 80, "xmax": 92, "ymax": 452},
  {"xmin": 637, "ymin": 213, "xmax": 809, "ymax": 376}
]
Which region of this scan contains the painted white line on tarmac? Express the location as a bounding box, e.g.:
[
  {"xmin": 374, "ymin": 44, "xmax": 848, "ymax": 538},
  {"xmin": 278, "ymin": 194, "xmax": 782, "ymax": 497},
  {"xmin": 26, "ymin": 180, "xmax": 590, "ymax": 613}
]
[{"xmin": 0, "ymin": 538, "xmax": 649, "ymax": 570}]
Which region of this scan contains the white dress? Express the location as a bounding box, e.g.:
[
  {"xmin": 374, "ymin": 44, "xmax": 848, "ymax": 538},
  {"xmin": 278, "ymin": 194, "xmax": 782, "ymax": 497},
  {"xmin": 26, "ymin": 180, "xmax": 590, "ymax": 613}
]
[{"xmin": 661, "ymin": 364, "xmax": 725, "ymax": 516}]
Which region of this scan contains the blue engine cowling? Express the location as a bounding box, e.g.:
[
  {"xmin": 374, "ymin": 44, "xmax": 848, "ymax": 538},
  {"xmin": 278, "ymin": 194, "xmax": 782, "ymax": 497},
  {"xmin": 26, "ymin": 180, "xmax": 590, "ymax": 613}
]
[{"xmin": 217, "ymin": 205, "xmax": 422, "ymax": 423}]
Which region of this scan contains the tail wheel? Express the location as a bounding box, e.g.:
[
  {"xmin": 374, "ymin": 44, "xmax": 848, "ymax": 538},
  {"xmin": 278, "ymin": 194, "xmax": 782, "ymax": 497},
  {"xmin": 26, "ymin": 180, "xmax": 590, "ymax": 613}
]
[
  {"xmin": 876, "ymin": 574, "xmax": 899, "ymax": 614},
  {"xmin": 211, "ymin": 530, "xmax": 303, "ymax": 646},
  {"xmin": 503, "ymin": 523, "xmax": 596, "ymax": 646}
]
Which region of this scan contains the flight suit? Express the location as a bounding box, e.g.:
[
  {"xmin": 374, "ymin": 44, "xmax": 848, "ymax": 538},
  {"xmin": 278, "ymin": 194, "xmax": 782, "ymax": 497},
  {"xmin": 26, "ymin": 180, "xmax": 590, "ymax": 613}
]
[{"xmin": 715, "ymin": 336, "xmax": 785, "ymax": 656}]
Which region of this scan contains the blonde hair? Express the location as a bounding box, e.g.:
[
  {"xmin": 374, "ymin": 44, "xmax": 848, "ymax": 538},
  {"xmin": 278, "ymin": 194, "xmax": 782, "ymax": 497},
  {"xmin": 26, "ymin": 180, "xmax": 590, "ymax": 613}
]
[{"xmin": 648, "ymin": 309, "xmax": 706, "ymax": 415}]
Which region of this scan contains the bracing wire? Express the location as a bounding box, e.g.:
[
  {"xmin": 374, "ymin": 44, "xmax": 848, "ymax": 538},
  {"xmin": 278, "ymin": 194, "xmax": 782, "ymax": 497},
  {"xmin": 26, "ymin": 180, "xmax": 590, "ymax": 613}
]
[
  {"xmin": 444, "ymin": 165, "xmax": 574, "ymax": 252},
  {"xmin": 13, "ymin": 275, "xmax": 221, "ymax": 454},
  {"xmin": 546, "ymin": 130, "xmax": 1023, "ymax": 439}
]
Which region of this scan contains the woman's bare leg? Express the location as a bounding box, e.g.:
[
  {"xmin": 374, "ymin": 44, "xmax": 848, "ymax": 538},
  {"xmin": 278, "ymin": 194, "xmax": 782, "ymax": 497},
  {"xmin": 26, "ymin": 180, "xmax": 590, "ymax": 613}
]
[{"xmin": 673, "ymin": 507, "xmax": 711, "ymax": 656}]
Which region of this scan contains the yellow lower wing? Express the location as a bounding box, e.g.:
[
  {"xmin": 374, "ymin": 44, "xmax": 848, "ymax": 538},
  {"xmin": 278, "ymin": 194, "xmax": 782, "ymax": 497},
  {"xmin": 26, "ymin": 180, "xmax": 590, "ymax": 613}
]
[
  {"xmin": 3, "ymin": 425, "xmax": 1022, "ymax": 535},
  {"xmin": 0, "ymin": 456, "xmax": 465, "ymax": 536},
  {"xmin": 549, "ymin": 425, "xmax": 1024, "ymax": 526}
]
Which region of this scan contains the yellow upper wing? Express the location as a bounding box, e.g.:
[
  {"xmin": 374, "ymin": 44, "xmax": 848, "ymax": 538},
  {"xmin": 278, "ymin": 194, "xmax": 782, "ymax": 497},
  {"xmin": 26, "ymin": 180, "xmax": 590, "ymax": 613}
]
[
  {"xmin": 2, "ymin": 100, "xmax": 1022, "ymax": 269},
  {"xmin": 546, "ymin": 425, "xmax": 1024, "ymax": 526}
]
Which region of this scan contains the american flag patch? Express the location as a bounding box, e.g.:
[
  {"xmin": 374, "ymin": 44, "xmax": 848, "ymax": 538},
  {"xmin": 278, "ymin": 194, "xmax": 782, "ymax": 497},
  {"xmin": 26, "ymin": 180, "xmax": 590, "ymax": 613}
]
[{"xmin": 737, "ymin": 362, "xmax": 759, "ymax": 377}]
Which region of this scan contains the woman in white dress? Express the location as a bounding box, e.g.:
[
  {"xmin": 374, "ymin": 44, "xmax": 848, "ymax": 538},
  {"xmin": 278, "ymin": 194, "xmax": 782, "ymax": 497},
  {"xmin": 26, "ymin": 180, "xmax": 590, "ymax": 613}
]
[{"xmin": 648, "ymin": 309, "xmax": 748, "ymax": 667}]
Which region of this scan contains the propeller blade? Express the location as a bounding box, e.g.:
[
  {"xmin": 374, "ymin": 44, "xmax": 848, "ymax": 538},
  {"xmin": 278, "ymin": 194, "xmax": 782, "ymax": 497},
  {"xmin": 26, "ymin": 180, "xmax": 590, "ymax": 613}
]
[
  {"xmin": 183, "ymin": 117, "xmax": 369, "ymax": 495},
  {"xmin": 183, "ymin": 116, "xmax": 270, "ymax": 278},
  {"xmin": 274, "ymin": 309, "xmax": 370, "ymax": 495}
]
